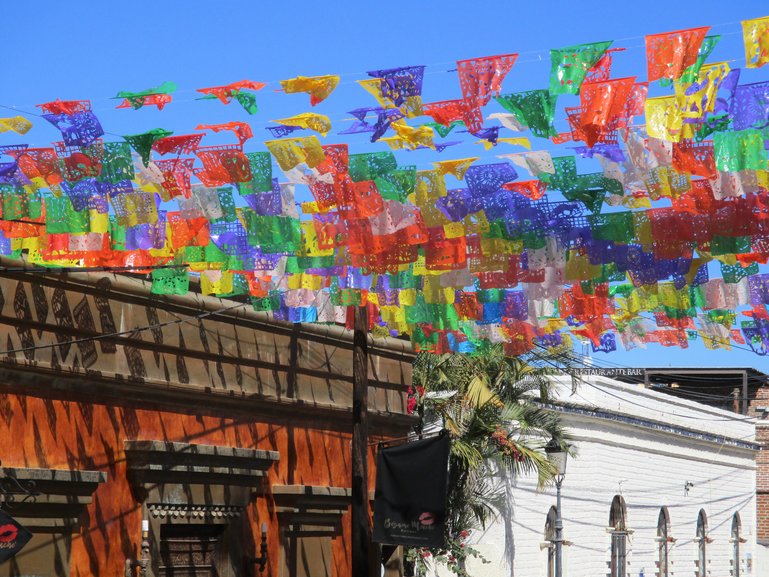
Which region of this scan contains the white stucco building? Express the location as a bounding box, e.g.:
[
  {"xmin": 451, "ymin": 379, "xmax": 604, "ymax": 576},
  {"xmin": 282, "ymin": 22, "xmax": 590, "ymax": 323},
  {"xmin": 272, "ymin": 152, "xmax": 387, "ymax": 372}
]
[{"xmin": 466, "ymin": 374, "xmax": 759, "ymax": 577}]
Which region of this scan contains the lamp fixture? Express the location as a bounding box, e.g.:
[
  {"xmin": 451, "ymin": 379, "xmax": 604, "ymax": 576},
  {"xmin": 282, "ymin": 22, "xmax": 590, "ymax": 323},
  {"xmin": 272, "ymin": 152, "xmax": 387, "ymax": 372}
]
[
  {"xmin": 124, "ymin": 520, "xmax": 150, "ymax": 577},
  {"xmin": 544, "ymin": 439, "xmax": 568, "ymax": 477},
  {"xmin": 246, "ymin": 522, "xmax": 269, "ymax": 572},
  {"xmin": 684, "ymin": 481, "xmax": 694, "ymax": 495}
]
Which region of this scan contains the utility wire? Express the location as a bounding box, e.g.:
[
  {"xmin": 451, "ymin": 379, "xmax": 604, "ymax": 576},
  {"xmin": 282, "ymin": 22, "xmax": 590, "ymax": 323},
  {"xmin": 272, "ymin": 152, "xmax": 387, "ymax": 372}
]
[
  {"xmin": 547, "ymin": 340, "xmax": 765, "ymax": 390},
  {"xmin": 0, "ymin": 264, "xmax": 188, "ymax": 273},
  {"xmin": 0, "ymin": 300, "xmax": 249, "ymax": 358},
  {"xmin": 540, "ymin": 344, "xmax": 755, "ymax": 399},
  {"xmin": 1, "ymin": 17, "xmax": 749, "ymax": 109},
  {"xmin": 528, "ymin": 343, "xmax": 757, "ymax": 422}
]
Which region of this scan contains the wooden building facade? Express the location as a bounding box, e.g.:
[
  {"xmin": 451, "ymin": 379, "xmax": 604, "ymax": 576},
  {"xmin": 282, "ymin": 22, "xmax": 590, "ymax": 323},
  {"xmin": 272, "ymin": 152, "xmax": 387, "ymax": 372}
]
[{"xmin": 0, "ymin": 261, "xmax": 415, "ymax": 577}]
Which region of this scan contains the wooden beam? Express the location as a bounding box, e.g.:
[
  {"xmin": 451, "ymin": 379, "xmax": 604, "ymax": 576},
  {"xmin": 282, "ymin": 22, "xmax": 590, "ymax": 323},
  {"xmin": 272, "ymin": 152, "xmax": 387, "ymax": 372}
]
[{"xmin": 352, "ymin": 306, "xmax": 371, "ymax": 576}]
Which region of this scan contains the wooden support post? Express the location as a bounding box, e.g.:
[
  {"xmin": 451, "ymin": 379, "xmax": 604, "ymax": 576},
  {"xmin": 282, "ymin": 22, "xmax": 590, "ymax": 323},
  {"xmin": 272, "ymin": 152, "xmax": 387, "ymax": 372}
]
[
  {"xmin": 352, "ymin": 305, "xmax": 371, "ymax": 577},
  {"xmin": 742, "ymin": 370, "xmax": 749, "ymax": 415}
]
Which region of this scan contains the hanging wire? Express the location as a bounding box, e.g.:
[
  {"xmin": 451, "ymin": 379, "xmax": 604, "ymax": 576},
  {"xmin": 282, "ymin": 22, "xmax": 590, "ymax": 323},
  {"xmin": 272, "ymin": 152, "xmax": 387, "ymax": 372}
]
[
  {"xmin": 529, "ymin": 342, "xmax": 757, "ymax": 423},
  {"xmin": 0, "ymin": 300, "xmax": 249, "ymax": 358}
]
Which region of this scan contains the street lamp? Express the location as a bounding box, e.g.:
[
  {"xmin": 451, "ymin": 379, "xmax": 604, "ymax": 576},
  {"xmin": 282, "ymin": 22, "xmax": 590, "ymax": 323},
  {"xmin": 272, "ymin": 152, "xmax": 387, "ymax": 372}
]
[{"xmin": 545, "ymin": 439, "xmax": 568, "ymax": 577}]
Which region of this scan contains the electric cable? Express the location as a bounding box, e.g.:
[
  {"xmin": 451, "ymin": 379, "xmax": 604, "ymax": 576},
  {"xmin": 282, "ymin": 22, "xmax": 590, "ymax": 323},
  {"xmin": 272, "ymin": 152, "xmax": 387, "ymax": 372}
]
[
  {"xmin": 0, "ymin": 300, "xmax": 249, "ymax": 358},
  {"xmin": 528, "ymin": 342, "xmax": 757, "ymax": 422}
]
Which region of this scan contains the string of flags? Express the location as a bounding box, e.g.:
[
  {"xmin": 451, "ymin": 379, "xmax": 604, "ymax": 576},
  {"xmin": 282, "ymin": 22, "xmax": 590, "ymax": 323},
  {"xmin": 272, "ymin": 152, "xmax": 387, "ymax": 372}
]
[{"xmin": 0, "ymin": 17, "xmax": 768, "ymax": 356}]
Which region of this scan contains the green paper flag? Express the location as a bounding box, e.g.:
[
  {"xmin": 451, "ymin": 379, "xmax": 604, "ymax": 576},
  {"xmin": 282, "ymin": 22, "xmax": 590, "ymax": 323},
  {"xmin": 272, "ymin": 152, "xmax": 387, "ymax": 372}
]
[
  {"xmin": 348, "ymin": 151, "xmax": 398, "ymax": 182},
  {"xmin": 99, "ymin": 142, "xmax": 135, "ymax": 184},
  {"xmin": 375, "ymin": 166, "xmax": 417, "ymax": 202},
  {"xmin": 151, "ymin": 266, "xmax": 190, "ymax": 295},
  {"xmin": 588, "ymin": 212, "xmax": 634, "ymax": 242},
  {"xmin": 238, "ymin": 152, "xmax": 273, "ymax": 195},
  {"xmin": 423, "ymin": 120, "xmax": 465, "ymax": 138},
  {"xmin": 245, "ymin": 213, "xmax": 301, "ymax": 254},
  {"xmin": 45, "ymin": 197, "xmax": 89, "ymax": 234},
  {"xmin": 116, "ymin": 81, "xmax": 177, "ymax": 109},
  {"xmin": 549, "ymin": 40, "xmax": 613, "ymax": 95},
  {"xmin": 1, "ymin": 184, "xmax": 31, "ymax": 221},
  {"xmin": 251, "ymin": 292, "xmax": 282, "ymax": 312},
  {"xmin": 233, "ymin": 91, "xmax": 259, "ymax": 115},
  {"xmin": 495, "ymin": 90, "xmax": 558, "ymax": 138},
  {"xmin": 548, "ymin": 157, "xmax": 620, "ymax": 213},
  {"xmin": 721, "ymin": 261, "xmax": 759, "ymax": 284},
  {"xmin": 110, "ymin": 218, "xmax": 126, "ymax": 251},
  {"xmin": 124, "ymin": 128, "xmax": 173, "ymax": 167},
  {"xmin": 214, "ymin": 187, "xmax": 238, "ymax": 223},
  {"xmin": 714, "ymin": 129, "xmax": 769, "ymax": 172}
]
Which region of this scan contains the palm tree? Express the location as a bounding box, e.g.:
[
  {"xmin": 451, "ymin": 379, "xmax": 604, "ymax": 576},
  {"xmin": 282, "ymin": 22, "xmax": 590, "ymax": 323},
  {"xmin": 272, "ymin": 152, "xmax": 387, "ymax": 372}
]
[{"xmin": 407, "ymin": 344, "xmax": 572, "ymax": 576}]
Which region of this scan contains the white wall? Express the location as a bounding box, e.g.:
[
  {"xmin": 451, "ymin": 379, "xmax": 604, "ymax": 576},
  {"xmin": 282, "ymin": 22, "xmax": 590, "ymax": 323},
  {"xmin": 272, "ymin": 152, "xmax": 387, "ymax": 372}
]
[
  {"xmin": 755, "ymin": 544, "xmax": 769, "ymax": 576},
  {"xmin": 463, "ymin": 376, "xmax": 758, "ymax": 577}
]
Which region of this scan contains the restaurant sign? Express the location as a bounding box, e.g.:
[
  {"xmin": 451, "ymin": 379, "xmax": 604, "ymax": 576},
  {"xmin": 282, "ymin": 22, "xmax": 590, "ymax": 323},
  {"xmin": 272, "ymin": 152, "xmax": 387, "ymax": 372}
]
[{"xmin": 0, "ymin": 510, "xmax": 32, "ymax": 563}]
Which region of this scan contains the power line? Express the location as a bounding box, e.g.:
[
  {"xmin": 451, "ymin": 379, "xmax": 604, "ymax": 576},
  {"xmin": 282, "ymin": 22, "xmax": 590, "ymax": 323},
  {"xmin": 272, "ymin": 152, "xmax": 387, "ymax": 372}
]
[
  {"xmin": 0, "ymin": 18, "xmax": 754, "ymax": 151},
  {"xmin": 528, "ymin": 343, "xmax": 757, "ymax": 422},
  {"xmin": 0, "ymin": 264, "xmax": 188, "ymax": 274},
  {"xmin": 0, "ymin": 300, "xmax": 249, "ymax": 358},
  {"xmin": 546, "ymin": 346, "xmax": 760, "ymax": 400},
  {"xmin": 1, "ymin": 17, "xmax": 750, "ymax": 110}
]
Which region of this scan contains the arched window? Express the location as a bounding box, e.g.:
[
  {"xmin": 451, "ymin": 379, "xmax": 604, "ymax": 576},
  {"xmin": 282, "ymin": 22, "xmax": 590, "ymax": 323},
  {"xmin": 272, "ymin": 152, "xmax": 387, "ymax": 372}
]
[
  {"xmin": 545, "ymin": 506, "xmax": 557, "ymax": 577},
  {"xmin": 731, "ymin": 513, "xmax": 742, "ymax": 577},
  {"xmin": 609, "ymin": 495, "xmax": 628, "ymax": 577},
  {"xmin": 696, "ymin": 509, "xmax": 708, "ymax": 577},
  {"xmin": 657, "ymin": 508, "xmax": 670, "ymax": 577}
]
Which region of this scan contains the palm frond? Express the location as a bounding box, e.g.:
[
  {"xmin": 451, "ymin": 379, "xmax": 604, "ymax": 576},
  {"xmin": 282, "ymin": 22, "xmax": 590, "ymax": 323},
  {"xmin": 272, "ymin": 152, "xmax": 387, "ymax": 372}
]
[{"xmin": 412, "ymin": 344, "xmax": 573, "ymax": 555}]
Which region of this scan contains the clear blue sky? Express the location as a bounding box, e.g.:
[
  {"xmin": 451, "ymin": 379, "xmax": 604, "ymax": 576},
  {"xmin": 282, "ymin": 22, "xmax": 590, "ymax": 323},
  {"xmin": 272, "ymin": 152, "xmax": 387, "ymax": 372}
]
[{"xmin": 3, "ymin": 0, "xmax": 769, "ymax": 370}]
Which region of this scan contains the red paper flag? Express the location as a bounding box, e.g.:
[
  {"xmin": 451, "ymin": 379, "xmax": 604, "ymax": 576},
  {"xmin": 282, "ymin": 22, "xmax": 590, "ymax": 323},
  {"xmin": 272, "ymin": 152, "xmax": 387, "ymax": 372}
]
[
  {"xmin": 422, "ymin": 99, "xmax": 483, "ymax": 133},
  {"xmin": 502, "ymin": 180, "xmax": 547, "ymax": 200},
  {"xmin": 457, "ymin": 54, "xmax": 518, "ymax": 106},
  {"xmin": 645, "ymin": 26, "xmax": 710, "ymax": 82},
  {"xmin": 36, "ymin": 99, "xmax": 91, "ymax": 115},
  {"xmin": 6, "ymin": 147, "xmax": 62, "ymax": 186},
  {"xmin": 196, "ymin": 122, "xmax": 254, "ymax": 146},
  {"xmin": 197, "ymin": 80, "xmax": 266, "ymax": 104},
  {"xmin": 195, "ymin": 145, "xmax": 253, "ymax": 186},
  {"xmin": 153, "ymin": 134, "xmax": 205, "ymax": 156},
  {"xmin": 155, "ymin": 158, "xmax": 196, "ymax": 199},
  {"xmin": 578, "ymin": 77, "xmax": 636, "ymax": 147}
]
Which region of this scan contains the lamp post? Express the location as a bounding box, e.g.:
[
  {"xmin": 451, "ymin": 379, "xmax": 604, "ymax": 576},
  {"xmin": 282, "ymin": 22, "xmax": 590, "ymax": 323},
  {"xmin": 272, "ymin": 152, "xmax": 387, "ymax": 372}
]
[{"xmin": 545, "ymin": 439, "xmax": 568, "ymax": 577}]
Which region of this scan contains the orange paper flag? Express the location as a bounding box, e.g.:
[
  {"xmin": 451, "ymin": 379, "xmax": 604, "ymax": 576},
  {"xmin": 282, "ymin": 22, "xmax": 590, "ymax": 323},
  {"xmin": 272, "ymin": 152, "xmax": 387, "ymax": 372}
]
[{"xmin": 645, "ymin": 26, "xmax": 710, "ymax": 82}]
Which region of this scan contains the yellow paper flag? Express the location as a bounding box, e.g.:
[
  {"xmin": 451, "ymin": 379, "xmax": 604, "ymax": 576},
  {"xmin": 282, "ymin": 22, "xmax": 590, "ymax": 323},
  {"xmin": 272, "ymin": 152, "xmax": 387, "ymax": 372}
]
[
  {"xmin": 0, "ymin": 116, "xmax": 32, "ymax": 134},
  {"xmin": 265, "ymin": 136, "xmax": 326, "ymax": 171},
  {"xmin": 280, "ymin": 75, "xmax": 340, "ymax": 106},
  {"xmin": 433, "ymin": 158, "xmax": 478, "ymax": 180},
  {"xmin": 742, "ymin": 16, "xmax": 769, "ymax": 68},
  {"xmin": 390, "ymin": 122, "xmax": 435, "ymax": 150},
  {"xmin": 271, "ymin": 113, "xmax": 332, "ymax": 137}
]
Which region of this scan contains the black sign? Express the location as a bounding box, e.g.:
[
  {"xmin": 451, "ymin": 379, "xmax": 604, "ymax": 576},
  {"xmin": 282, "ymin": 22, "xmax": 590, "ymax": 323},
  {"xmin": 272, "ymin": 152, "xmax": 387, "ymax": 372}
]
[
  {"xmin": 0, "ymin": 510, "xmax": 32, "ymax": 563},
  {"xmin": 373, "ymin": 432, "xmax": 450, "ymax": 548}
]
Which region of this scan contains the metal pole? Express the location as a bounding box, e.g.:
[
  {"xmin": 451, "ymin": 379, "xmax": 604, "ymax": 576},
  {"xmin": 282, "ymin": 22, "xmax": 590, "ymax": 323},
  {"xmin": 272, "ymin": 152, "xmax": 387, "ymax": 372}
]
[
  {"xmin": 554, "ymin": 475, "xmax": 564, "ymax": 577},
  {"xmin": 352, "ymin": 305, "xmax": 371, "ymax": 577}
]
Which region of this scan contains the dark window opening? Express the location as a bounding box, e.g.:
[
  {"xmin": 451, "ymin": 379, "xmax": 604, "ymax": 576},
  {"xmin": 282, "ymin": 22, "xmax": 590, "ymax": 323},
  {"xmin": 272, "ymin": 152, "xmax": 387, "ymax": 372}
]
[
  {"xmin": 545, "ymin": 506, "xmax": 557, "ymax": 577},
  {"xmin": 696, "ymin": 509, "xmax": 708, "ymax": 577},
  {"xmin": 657, "ymin": 508, "xmax": 670, "ymax": 577},
  {"xmin": 609, "ymin": 495, "xmax": 628, "ymax": 577},
  {"xmin": 732, "ymin": 513, "xmax": 742, "ymax": 577}
]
